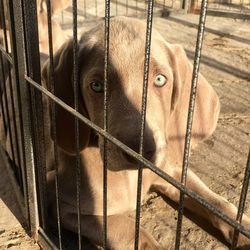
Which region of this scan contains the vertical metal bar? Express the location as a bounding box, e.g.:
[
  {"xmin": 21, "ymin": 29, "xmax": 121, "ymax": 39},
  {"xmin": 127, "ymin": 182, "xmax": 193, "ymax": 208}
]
[
  {"xmin": 46, "ymin": 0, "xmax": 62, "ymax": 249},
  {"xmin": 0, "ymin": 1, "xmax": 7, "ymax": 133},
  {"xmin": 0, "ymin": 1, "xmax": 8, "ymax": 51},
  {"xmin": 0, "ymin": 0, "xmax": 23, "ymax": 185},
  {"xmin": 72, "ymin": 0, "xmax": 82, "ymax": 249},
  {"xmin": 103, "ymin": 1, "xmax": 111, "ymax": 248},
  {"xmin": 0, "ymin": 53, "xmax": 7, "ymax": 133},
  {"xmin": 6, "ymin": 45, "xmax": 23, "ymax": 187},
  {"xmin": 174, "ymin": 0, "xmax": 208, "ymax": 248},
  {"xmin": 22, "ymin": 0, "xmax": 48, "ymax": 232},
  {"xmin": 6, "ymin": 0, "xmax": 30, "ymax": 225},
  {"xmin": 0, "ymin": 53, "xmax": 17, "ymax": 172},
  {"xmin": 134, "ymin": 1, "xmax": 154, "ymax": 249},
  {"xmin": 9, "ymin": 0, "xmax": 39, "ymax": 235},
  {"xmin": 231, "ymin": 149, "xmax": 250, "ymax": 249}
]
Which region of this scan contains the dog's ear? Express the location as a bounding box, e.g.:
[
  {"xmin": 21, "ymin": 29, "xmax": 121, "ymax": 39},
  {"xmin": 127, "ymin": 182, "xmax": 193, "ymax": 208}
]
[
  {"xmin": 167, "ymin": 44, "xmax": 220, "ymax": 164},
  {"xmin": 37, "ymin": 0, "xmax": 46, "ymax": 13},
  {"xmin": 38, "ymin": 0, "xmax": 70, "ymax": 15},
  {"xmin": 42, "ymin": 39, "xmax": 90, "ymax": 154}
]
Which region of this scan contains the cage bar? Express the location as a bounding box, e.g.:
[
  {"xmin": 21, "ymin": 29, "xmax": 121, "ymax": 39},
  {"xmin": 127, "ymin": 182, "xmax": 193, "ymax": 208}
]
[
  {"xmin": 103, "ymin": 0, "xmax": 111, "ymax": 248},
  {"xmin": 45, "ymin": 0, "xmax": 62, "ymax": 248},
  {"xmin": 134, "ymin": 0, "xmax": 154, "ymax": 249},
  {"xmin": 1, "ymin": 1, "xmax": 250, "ymax": 249},
  {"xmin": 8, "ymin": 0, "xmax": 39, "ymax": 235},
  {"xmin": 174, "ymin": 0, "xmax": 208, "ymax": 248},
  {"xmin": 0, "ymin": 0, "xmax": 23, "ymax": 186},
  {"xmin": 22, "ymin": 0, "xmax": 48, "ymax": 233},
  {"xmin": 72, "ymin": 0, "xmax": 82, "ymax": 249},
  {"xmin": 0, "ymin": 54, "xmax": 7, "ymax": 133},
  {"xmin": 25, "ymin": 74, "xmax": 250, "ymax": 241}
]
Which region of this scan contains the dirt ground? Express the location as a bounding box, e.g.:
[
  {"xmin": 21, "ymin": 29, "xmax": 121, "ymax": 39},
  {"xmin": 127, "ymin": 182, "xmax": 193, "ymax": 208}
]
[{"xmin": 0, "ymin": 0, "xmax": 250, "ymax": 249}]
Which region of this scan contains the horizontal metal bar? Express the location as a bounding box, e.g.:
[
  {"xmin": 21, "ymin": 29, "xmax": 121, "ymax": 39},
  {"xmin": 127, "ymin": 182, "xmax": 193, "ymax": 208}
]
[
  {"xmin": 206, "ymin": 10, "xmax": 250, "ymax": 19},
  {"xmin": 0, "ymin": 46, "xmax": 13, "ymax": 64},
  {"xmin": 25, "ymin": 74, "xmax": 250, "ymax": 239}
]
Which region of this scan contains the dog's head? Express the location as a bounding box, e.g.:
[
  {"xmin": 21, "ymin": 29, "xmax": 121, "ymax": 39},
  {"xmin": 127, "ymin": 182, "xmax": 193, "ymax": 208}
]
[{"xmin": 42, "ymin": 16, "xmax": 220, "ymax": 170}]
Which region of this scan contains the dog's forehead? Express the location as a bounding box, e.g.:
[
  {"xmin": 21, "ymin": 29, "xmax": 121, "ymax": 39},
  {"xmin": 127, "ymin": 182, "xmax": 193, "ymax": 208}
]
[
  {"xmin": 80, "ymin": 17, "xmax": 172, "ymax": 85},
  {"xmin": 81, "ymin": 17, "xmax": 167, "ymax": 55}
]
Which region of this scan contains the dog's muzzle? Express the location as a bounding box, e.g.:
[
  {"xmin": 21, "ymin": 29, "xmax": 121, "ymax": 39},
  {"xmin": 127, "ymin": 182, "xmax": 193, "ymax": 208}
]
[{"xmin": 121, "ymin": 135, "xmax": 156, "ymax": 163}]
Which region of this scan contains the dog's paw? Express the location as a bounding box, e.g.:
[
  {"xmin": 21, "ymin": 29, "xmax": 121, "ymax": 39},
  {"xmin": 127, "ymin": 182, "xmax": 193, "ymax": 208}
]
[
  {"xmin": 234, "ymin": 232, "xmax": 250, "ymax": 250},
  {"xmin": 139, "ymin": 241, "xmax": 163, "ymax": 250},
  {"xmin": 229, "ymin": 216, "xmax": 250, "ymax": 250},
  {"xmin": 139, "ymin": 232, "xmax": 163, "ymax": 250}
]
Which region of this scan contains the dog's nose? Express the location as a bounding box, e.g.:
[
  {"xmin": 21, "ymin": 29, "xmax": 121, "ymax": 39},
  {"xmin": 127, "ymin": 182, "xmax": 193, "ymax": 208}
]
[
  {"xmin": 144, "ymin": 147, "xmax": 156, "ymax": 161},
  {"xmin": 122, "ymin": 136, "xmax": 156, "ymax": 162}
]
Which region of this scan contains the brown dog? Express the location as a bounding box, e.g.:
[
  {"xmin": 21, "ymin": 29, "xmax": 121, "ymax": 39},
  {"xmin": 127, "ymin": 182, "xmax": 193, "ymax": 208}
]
[{"xmin": 44, "ymin": 16, "xmax": 250, "ymax": 249}]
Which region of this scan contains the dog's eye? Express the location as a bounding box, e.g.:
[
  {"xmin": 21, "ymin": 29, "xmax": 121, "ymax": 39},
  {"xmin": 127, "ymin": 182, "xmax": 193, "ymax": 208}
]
[
  {"xmin": 154, "ymin": 74, "xmax": 167, "ymax": 87},
  {"xmin": 90, "ymin": 81, "xmax": 104, "ymax": 93}
]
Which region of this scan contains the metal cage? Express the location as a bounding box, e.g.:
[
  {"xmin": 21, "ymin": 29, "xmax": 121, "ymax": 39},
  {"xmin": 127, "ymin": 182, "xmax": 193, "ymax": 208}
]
[
  {"xmin": 0, "ymin": 0, "xmax": 250, "ymax": 249},
  {"xmin": 190, "ymin": 0, "xmax": 250, "ymax": 19}
]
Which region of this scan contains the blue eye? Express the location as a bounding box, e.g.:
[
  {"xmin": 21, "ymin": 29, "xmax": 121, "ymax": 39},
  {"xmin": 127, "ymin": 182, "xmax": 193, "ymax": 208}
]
[
  {"xmin": 154, "ymin": 74, "xmax": 167, "ymax": 87},
  {"xmin": 90, "ymin": 81, "xmax": 104, "ymax": 93}
]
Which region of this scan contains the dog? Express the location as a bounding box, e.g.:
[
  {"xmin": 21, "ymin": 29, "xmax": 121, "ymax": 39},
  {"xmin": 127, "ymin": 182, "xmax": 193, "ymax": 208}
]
[
  {"xmin": 41, "ymin": 16, "xmax": 250, "ymax": 249},
  {"xmin": 37, "ymin": 0, "xmax": 67, "ymax": 55},
  {"xmin": 0, "ymin": 15, "xmax": 242, "ymax": 249},
  {"xmin": 39, "ymin": 0, "xmax": 71, "ymax": 15}
]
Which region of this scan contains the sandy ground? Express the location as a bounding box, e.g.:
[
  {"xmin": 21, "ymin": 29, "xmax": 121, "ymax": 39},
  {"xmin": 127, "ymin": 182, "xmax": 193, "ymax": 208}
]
[{"xmin": 0, "ymin": 0, "xmax": 250, "ymax": 249}]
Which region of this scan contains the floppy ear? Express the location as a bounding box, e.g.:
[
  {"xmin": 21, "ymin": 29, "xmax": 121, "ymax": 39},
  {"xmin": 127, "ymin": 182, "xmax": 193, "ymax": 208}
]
[
  {"xmin": 42, "ymin": 39, "xmax": 90, "ymax": 154},
  {"xmin": 167, "ymin": 44, "xmax": 220, "ymax": 165}
]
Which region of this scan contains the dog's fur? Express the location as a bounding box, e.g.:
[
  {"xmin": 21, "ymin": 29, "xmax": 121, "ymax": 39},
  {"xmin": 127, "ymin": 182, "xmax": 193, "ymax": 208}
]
[
  {"xmin": 39, "ymin": 0, "xmax": 71, "ymax": 15},
  {"xmin": 37, "ymin": 0, "xmax": 67, "ymax": 54},
  {"xmin": 41, "ymin": 17, "xmax": 250, "ymax": 249},
  {"xmin": 0, "ymin": 0, "xmax": 66, "ymax": 54}
]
